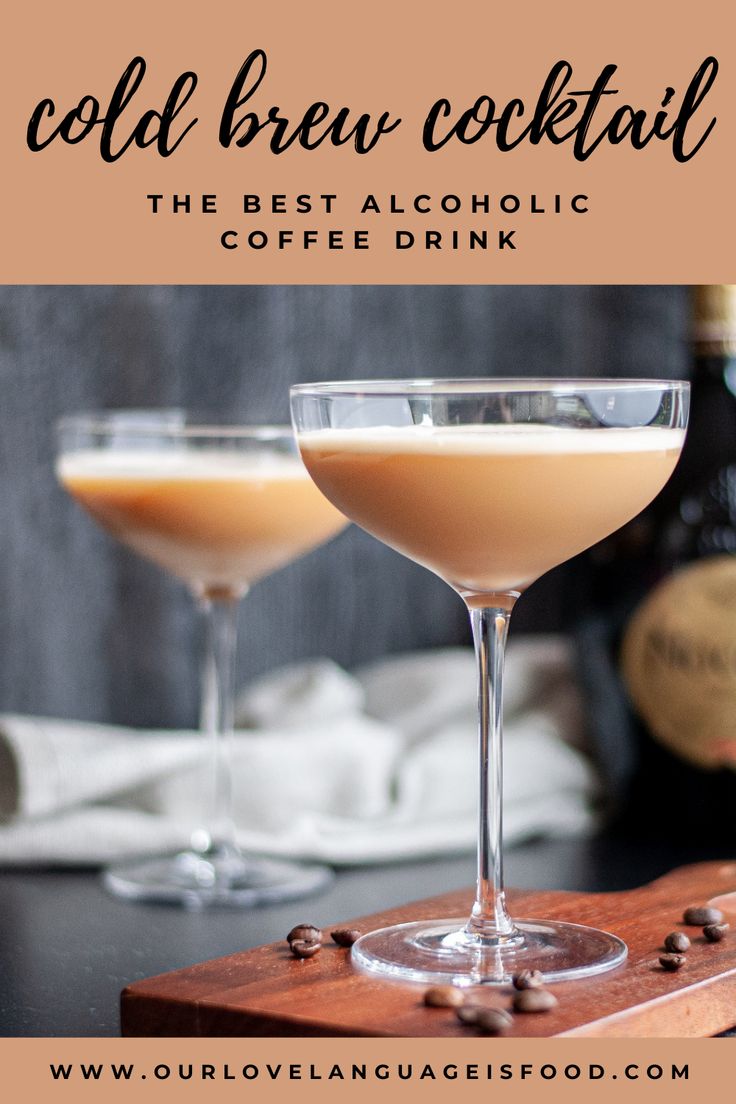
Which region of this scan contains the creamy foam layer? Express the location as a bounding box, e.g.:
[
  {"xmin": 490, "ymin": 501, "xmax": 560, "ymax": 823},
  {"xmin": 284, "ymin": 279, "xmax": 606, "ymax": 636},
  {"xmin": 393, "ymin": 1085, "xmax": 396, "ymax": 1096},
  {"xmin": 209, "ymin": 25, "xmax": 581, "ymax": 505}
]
[
  {"xmin": 57, "ymin": 448, "xmax": 310, "ymax": 482},
  {"xmin": 299, "ymin": 425, "xmax": 686, "ymax": 456}
]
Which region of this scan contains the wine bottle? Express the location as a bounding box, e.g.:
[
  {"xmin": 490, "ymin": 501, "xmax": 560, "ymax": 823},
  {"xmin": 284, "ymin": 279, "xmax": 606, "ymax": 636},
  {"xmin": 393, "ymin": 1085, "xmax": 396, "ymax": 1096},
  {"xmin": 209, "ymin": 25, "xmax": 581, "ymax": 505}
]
[
  {"xmin": 658, "ymin": 284, "xmax": 736, "ymax": 566},
  {"xmin": 577, "ymin": 286, "xmax": 736, "ymax": 844}
]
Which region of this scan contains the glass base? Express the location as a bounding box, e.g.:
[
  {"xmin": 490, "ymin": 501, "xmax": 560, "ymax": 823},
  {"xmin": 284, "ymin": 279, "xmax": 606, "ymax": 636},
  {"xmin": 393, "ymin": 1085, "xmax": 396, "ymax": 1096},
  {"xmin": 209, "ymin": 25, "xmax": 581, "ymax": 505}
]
[
  {"xmin": 351, "ymin": 917, "xmax": 627, "ymax": 985},
  {"xmin": 103, "ymin": 844, "xmax": 333, "ymax": 908}
]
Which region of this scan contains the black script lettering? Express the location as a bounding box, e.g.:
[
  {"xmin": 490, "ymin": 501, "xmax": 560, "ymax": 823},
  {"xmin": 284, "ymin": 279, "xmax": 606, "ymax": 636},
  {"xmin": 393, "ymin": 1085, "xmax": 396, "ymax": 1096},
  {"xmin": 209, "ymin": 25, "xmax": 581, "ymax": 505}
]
[
  {"xmin": 667, "ymin": 56, "xmax": 717, "ymax": 161},
  {"xmin": 421, "ymin": 57, "xmax": 718, "ymax": 162},
  {"xmin": 525, "ymin": 61, "xmax": 580, "ymax": 143},
  {"xmin": 424, "ymin": 94, "xmax": 495, "ymax": 150},
  {"xmin": 220, "ymin": 50, "xmax": 401, "ymax": 154},
  {"xmin": 26, "ymin": 57, "xmax": 198, "ymax": 162},
  {"xmin": 572, "ymin": 58, "xmax": 717, "ymax": 161}
]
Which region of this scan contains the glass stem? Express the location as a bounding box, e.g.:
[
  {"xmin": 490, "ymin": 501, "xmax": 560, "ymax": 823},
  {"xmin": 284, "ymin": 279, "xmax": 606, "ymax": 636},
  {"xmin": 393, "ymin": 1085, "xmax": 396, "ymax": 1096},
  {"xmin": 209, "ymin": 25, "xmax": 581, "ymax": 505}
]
[
  {"xmin": 464, "ymin": 599, "xmax": 519, "ymax": 943},
  {"xmin": 197, "ymin": 593, "xmax": 240, "ymax": 856}
]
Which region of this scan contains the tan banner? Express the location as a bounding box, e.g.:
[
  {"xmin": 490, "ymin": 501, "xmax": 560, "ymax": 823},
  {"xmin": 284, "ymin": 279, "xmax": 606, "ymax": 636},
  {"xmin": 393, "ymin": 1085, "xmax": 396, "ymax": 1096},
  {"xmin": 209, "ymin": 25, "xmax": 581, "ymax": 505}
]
[
  {"xmin": 2, "ymin": 0, "xmax": 735, "ymax": 283},
  {"xmin": 0, "ymin": 1037, "xmax": 727, "ymax": 1101}
]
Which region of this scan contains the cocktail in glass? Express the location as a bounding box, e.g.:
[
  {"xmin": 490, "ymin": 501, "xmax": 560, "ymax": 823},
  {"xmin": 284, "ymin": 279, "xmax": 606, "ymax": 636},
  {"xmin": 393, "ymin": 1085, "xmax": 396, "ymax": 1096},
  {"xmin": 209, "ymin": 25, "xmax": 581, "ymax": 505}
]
[
  {"xmin": 291, "ymin": 379, "xmax": 688, "ymax": 982},
  {"xmin": 57, "ymin": 411, "xmax": 347, "ymax": 906}
]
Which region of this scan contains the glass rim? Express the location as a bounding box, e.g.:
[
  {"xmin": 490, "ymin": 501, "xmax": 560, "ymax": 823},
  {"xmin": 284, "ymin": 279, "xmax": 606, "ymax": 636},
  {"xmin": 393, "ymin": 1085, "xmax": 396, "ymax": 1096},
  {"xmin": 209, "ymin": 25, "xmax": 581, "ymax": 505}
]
[
  {"xmin": 290, "ymin": 377, "xmax": 690, "ymax": 398},
  {"xmin": 56, "ymin": 410, "xmax": 294, "ymax": 441}
]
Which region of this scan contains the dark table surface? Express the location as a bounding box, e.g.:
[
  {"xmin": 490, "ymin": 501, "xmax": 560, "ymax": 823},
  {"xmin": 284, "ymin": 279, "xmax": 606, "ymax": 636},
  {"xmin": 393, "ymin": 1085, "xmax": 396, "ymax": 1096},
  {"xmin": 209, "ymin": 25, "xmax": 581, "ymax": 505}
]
[{"xmin": 1, "ymin": 833, "xmax": 732, "ymax": 1037}]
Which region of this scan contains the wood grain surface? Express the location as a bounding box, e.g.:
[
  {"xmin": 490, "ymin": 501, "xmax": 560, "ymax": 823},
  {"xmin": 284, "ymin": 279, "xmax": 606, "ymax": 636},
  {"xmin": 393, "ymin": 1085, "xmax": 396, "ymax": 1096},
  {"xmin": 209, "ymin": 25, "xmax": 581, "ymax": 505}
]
[{"xmin": 121, "ymin": 859, "xmax": 736, "ymax": 1037}]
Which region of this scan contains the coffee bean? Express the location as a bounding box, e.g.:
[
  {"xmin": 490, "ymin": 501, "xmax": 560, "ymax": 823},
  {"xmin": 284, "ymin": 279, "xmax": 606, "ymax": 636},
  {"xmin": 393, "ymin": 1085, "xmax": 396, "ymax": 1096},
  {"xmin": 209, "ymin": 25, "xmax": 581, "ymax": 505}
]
[
  {"xmin": 703, "ymin": 922, "xmax": 729, "ymax": 943},
  {"xmin": 512, "ymin": 988, "xmax": 558, "ymax": 1013},
  {"xmin": 423, "ymin": 984, "xmax": 463, "ymax": 1011},
  {"xmin": 424, "ymin": 985, "xmax": 466, "ymax": 1009},
  {"xmin": 456, "ymin": 1003, "xmax": 485, "ymax": 1025},
  {"xmin": 512, "ymin": 969, "xmax": 544, "ymax": 990},
  {"xmin": 475, "ymin": 1008, "xmax": 514, "ymax": 1035},
  {"xmin": 290, "ymin": 939, "xmax": 321, "ymax": 959},
  {"xmin": 664, "ymin": 931, "xmax": 690, "ymax": 954},
  {"xmin": 683, "ymin": 906, "xmax": 723, "ymax": 927},
  {"xmin": 331, "ymin": 928, "xmax": 362, "ymax": 948},
  {"xmin": 287, "ymin": 924, "xmax": 322, "ymax": 945},
  {"xmin": 659, "ymin": 953, "xmax": 686, "ymax": 971}
]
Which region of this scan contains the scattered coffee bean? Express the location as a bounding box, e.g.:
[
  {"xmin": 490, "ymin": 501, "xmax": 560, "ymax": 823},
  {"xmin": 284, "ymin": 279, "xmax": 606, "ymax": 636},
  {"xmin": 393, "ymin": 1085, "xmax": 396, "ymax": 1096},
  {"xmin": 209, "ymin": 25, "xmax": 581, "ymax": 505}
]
[
  {"xmin": 664, "ymin": 931, "xmax": 690, "ymax": 954},
  {"xmin": 475, "ymin": 1008, "xmax": 514, "ymax": 1035},
  {"xmin": 456, "ymin": 1003, "xmax": 485, "ymax": 1025},
  {"xmin": 512, "ymin": 988, "xmax": 558, "ymax": 1013},
  {"xmin": 424, "ymin": 985, "xmax": 466, "ymax": 1009},
  {"xmin": 290, "ymin": 939, "xmax": 321, "ymax": 959},
  {"xmin": 512, "ymin": 969, "xmax": 544, "ymax": 990},
  {"xmin": 659, "ymin": 953, "xmax": 686, "ymax": 971},
  {"xmin": 331, "ymin": 928, "xmax": 362, "ymax": 948},
  {"xmin": 683, "ymin": 906, "xmax": 723, "ymax": 927},
  {"xmin": 703, "ymin": 922, "xmax": 729, "ymax": 943},
  {"xmin": 287, "ymin": 923, "xmax": 322, "ymax": 945}
]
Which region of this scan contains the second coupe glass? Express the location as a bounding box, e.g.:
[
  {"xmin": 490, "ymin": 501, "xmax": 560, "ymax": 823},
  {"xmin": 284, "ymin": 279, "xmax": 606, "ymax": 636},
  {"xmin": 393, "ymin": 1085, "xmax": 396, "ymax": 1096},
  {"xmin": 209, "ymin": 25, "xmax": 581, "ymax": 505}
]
[{"xmin": 57, "ymin": 411, "xmax": 347, "ymax": 906}]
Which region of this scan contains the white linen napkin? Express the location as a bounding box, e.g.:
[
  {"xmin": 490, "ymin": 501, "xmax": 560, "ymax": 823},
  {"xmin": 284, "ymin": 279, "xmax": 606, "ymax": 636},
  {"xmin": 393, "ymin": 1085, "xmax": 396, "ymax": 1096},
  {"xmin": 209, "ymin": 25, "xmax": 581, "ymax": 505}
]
[{"xmin": 0, "ymin": 638, "xmax": 597, "ymax": 866}]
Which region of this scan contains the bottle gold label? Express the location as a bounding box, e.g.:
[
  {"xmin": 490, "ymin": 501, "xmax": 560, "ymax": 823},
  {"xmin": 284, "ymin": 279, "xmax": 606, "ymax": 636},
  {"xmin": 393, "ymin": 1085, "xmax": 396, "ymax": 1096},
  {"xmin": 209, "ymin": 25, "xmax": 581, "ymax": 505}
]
[{"xmin": 621, "ymin": 555, "xmax": 736, "ymax": 769}]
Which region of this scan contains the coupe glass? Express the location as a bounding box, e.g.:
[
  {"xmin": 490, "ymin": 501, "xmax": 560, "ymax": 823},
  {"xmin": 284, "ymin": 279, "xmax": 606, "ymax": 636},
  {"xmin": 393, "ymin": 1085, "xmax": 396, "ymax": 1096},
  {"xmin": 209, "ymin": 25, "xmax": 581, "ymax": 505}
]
[
  {"xmin": 56, "ymin": 411, "xmax": 347, "ymax": 907},
  {"xmin": 291, "ymin": 379, "xmax": 689, "ymax": 983}
]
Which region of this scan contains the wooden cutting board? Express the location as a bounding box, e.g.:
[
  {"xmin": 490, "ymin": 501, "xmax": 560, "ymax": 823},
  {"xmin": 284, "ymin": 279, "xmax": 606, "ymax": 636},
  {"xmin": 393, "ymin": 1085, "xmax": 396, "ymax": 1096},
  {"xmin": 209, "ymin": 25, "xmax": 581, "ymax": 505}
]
[{"xmin": 121, "ymin": 860, "xmax": 736, "ymax": 1037}]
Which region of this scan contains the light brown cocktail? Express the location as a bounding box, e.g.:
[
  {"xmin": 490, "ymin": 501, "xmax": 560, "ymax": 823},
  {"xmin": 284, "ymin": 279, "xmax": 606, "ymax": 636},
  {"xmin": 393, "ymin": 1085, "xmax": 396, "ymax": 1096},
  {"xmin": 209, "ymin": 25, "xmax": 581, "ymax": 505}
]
[
  {"xmin": 58, "ymin": 449, "xmax": 345, "ymax": 597},
  {"xmin": 299, "ymin": 424, "xmax": 684, "ymax": 599}
]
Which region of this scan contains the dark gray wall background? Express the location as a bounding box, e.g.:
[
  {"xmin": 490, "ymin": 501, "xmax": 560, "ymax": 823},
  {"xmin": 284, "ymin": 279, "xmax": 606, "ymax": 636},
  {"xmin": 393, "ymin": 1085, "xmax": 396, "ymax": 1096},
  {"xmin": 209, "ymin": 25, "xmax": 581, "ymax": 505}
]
[{"xmin": 0, "ymin": 286, "xmax": 688, "ymax": 728}]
